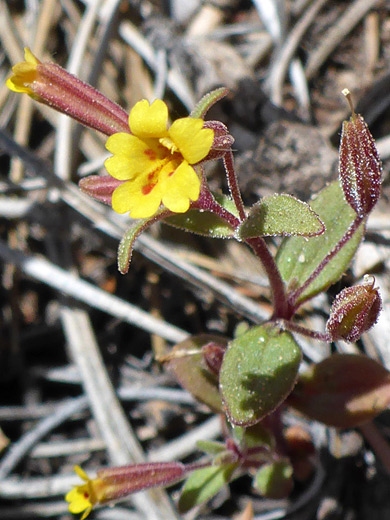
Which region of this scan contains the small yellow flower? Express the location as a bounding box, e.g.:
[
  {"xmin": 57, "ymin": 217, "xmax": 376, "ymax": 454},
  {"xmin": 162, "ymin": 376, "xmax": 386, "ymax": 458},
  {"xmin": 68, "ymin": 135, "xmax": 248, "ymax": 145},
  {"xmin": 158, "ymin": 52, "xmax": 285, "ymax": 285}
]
[
  {"xmin": 6, "ymin": 48, "xmax": 40, "ymax": 97},
  {"xmin": 105, "ymin": 99, "xmax": 214, "ymax": 219},
  {"xmin": 65, "ymin": 466, "xmax": 105, "ymax": 520}
]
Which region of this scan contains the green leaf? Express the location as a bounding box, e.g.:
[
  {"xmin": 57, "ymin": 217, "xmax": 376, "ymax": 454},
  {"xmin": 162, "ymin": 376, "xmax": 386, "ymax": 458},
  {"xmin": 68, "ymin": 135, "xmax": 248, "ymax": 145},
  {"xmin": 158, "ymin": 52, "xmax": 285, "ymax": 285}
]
[
  {"xmin": 164, "ymin": 209, "xmax": 234, "ymax": 238},
  {"xmin": 178, "ymin": 463, "xmax": 237, "ymax": 513},
  {"xmin": 196, "ymin": 440, "xmax": 227, "ymax": 456},
  {"xmin": 190, "ymin": 88, "xmax": 229, "ymax": 119},
  {"xmin": 276, "ymin": 181, "xmax": 365, "ymax": 304},
  {"xmin": 238, "ymin": 194, "xmax": 324, "ymax": 239},
  {"xmin": 117, "ymin": 220, "xmax": 149, "ymax": 274},
  {"xmin": 164, "ymin": 335, "xmax": 226, "ymax": 412},
  {"xmin": 254, "ymin": 460, "xmax": 293, "ymax": 499},
  {"xmin": 219, "ymin": 324, "xmax": 302, "ymax": 426},
  {"xmin": 288, "ymin": 354, "xmax": 390, "ymax": 427},
  {"xmin": 232, "ymin": 423, "xmax": 273, "ymax": 450},
  {"xmin": 164, "ymin": 194, "xmax": 237, "ymax": 238}
]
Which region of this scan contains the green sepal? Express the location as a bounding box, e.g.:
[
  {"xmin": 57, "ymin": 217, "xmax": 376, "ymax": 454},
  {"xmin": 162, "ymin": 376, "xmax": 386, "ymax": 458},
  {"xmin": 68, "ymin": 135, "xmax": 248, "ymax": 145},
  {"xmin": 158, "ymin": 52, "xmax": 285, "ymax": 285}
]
[
  {"xmin": 276, "ymin": 181, "xmax": 365, "ymax": 304},
  {"xmin": 237, "ymin": 194, "xmax": 324, "ymax": 239},
  {"xmin": 219, "ymin": 324, "xmax": 302, "ymax": 426},
  {"xmin": 178, "ymin": 463, "xmax": 238, "ymax": 513},
  {"xmin": 190, "ymin": 88, "xmax": 229, "ymax": 119}
]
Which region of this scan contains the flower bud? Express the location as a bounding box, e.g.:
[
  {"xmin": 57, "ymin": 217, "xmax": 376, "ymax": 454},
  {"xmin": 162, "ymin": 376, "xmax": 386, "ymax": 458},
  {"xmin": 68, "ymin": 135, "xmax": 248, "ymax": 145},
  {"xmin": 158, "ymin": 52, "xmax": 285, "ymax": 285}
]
[
  {"xmin": 326, "ymin": 275, "xmax": 382, "ymax": 342},
  {"xmin": 339, "ymin": 89, "xmax": 382, "ymax": 217},
  {"xmin": 66, "ymin": 462, "xmax": 186, "ymax": 519},
  {"xmin": 202, "ymin": 120, "xmax": 234, "ymax": 161},
  {"xmin": 201, "ymin": 341, "xmax": 226, "ymax": 375},
  {"xmin": 7, "ymin": 48, "xmax": 129, "ymax": 136},
  {"xmin": 79, "ymin": 175, "xmax": 122, "ymax": 205}
]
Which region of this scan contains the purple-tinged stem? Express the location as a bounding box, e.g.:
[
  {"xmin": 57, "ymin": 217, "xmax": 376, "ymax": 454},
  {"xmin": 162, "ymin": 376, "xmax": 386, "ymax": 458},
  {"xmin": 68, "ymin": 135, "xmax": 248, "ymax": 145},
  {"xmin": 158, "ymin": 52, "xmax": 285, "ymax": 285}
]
[
  {"xmin": 288, "ymin": 214, "xmax": 365, "ymax": 310},
  {"xmin": 193, "ymin": 188, "xmax": 241, "ymax": 229},
  {"xmin": 279, "ymin": 320, "xmax": 331, "ymax": 342},
  {"xmin": 195, "ymin": 186, "xmax": 289, "ymax": 319},
  {"xmin": 223, "ymin": 150, "xmax": 246, "ymax": 221},
  {"xmin": 246, "ymin": 237, "xmax": 290, "ymax": 319}
]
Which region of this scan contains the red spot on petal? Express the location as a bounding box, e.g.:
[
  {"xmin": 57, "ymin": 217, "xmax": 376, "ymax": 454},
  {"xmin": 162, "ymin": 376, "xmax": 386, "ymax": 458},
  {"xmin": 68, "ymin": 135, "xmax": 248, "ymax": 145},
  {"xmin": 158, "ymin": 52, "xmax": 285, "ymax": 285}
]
[
  {"xmin": 144, "ymin": 149, "xmax": 156, "ymax": 160},
  {"xmin": 142, "ymin": 183, "xmax": 156, "ymax": 195},
  {"xmin": 168, "ymin": 170, "xmax": 175, "ymax": 177},
  {"xmin": 84, "ymin": 493, "xmax": 89, "ymax": 499}
]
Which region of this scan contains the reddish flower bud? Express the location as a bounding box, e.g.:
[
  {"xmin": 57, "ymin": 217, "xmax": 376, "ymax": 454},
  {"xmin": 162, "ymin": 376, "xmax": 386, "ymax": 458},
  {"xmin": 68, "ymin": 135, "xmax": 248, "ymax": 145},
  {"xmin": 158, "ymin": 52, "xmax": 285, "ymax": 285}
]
[
  {"xmin": 339, "ymin": 89, "xmax": 382, "ymax": 217},
  {"xmin": 79, "ymin": 175, "xmax": 122, "ymax": 205},
  {"xmin": 202, "ymin": 120, "xmax": 234, "ymax": 161},
  {"xmin": 66, "ymin": 462, "xmax": 186, "ymax": 519},
  {"xmin": 7, "ymin": 48, "xmax": 129, "ymax": 136},
  {"xmin": 201, "ymin": 341, "xmax": 226, "ymax": 375},
  {"xmin": 326, "ymin": 275, "xmax": 382, "ymax": 342}
]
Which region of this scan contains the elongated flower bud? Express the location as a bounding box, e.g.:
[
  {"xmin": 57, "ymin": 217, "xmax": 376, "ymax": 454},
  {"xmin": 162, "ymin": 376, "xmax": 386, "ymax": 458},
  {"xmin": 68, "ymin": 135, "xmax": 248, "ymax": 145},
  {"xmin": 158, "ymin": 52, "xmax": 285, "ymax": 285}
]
[
  {"xmin": 326, "ymin": 275, "xmax": 382, "ymax": 342},
  {"xmin": 339, "ymin": 89, "xmax": 382, "ymax": 217},
  {"xmin": 79, "ymin": 175, "xmax": 122, "ymax": 205},
  {"xmin": 7, "ymin": 48, "xmax": 129, "ymax": 136},
  {"xmin": 66, "ymin": 462, "xmax": 186, "ymax": 519}
]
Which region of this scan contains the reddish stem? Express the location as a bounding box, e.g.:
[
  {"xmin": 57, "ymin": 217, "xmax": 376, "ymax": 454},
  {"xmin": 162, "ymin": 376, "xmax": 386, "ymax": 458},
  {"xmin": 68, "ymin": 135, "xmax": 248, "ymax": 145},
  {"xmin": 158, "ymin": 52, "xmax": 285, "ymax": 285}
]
[
  {"xmin": 223, "ymin": 150, "xmax": 246, "ymax": 221},
  {"xmin": 280, "ymin": 320, "xmax": 331, "ymax": 342},
  {"xmin": 195, "ymin": 187, "xmax": 289, "ymax": 319},
  {"xmin": 246, "ymin": 237, "xmax": 290, "ymax": 319}
]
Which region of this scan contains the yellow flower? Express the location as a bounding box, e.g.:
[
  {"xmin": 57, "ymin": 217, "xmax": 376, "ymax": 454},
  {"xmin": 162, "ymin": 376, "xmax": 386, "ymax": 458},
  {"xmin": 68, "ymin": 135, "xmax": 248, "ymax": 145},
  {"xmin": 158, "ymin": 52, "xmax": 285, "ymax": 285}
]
[
  {"xmin": 6, "ymin": 48, "xmax": 40, "ymax": 97},
  {"xmin": 105, "ymin": 99, "xmax": 214, "ymax": 219},
  {"xmin": 65, "ymin": 466, "xmax": 106, "ymax": 520}
]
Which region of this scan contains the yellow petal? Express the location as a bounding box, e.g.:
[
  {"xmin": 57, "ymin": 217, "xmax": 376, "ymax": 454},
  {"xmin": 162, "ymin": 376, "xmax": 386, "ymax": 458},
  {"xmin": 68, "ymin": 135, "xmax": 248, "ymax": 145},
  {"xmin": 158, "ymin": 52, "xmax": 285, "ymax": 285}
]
[
  {"xmin": 104, "ymin": 155, "xmax": 138, "ymax": 181},
  {"xmin": 80, "ymin": 506, "xmax": 93, "ymax": 520},
  {"xmin": 105, "ymin": 133, "xmax": 165, "ymax": 181},
  {"xmin": 129, "ymin": 99, "xmax": 169, "ymax": 138},
  {"xmin": 24, "ymin": 47, "xmax": 40, "ymax": 65},
  {"xmin": 112, "ymin": 177, "xmax": 162, "ymax": 218},
  {"xmin": 160, "ymin": 161, "xmax": 200, "ymax": 213},
  {"xmin": 6, "ymin": 62, "xmax": 37, "ymax": 94},
  {"xmin": 169, "ymin": 118, "xmax": 214, "ymax": 164},
  {"xmin": 68, "ymin": 498, "xmax": 90, "ymax": 514},
  {"xmin": 74, "ymin": 466, "xmax": 90, "ymax": 482}
]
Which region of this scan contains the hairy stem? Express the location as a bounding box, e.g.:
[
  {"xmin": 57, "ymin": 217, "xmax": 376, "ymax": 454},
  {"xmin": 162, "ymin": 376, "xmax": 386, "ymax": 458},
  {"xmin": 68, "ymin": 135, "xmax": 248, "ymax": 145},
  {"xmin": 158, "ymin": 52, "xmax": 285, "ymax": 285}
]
[
  {"xmin": 280, "ymin": 320, "xmax": 331, "ymax": 342},
  {"xmin": 223, "ymin": 150, "xmax": 246, "ymax": 221},
  {"xmin": 246, "ymin": 237, "xmax": 290, "ymax": 319}
]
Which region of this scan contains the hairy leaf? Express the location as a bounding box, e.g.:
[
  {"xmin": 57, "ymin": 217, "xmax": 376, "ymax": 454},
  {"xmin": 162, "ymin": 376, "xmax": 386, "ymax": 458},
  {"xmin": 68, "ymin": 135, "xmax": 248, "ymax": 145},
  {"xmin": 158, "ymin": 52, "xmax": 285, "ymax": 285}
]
[
  {"xmin": 238, "ymin": 194, "xmax": 324, "ymax": 238},
  {"xmin": 276, "ymin": 181, "xmax": 365, "ymax": 304},
  {"xmin": 220, "ymin": 324, "xmax": 301, "ymax": 426}
]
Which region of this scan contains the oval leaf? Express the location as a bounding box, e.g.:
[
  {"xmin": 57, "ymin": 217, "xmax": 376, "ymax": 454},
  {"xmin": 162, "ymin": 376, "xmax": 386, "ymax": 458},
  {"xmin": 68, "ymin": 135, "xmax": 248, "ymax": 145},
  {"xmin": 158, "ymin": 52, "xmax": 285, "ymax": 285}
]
[
  {"xmin": 238, "ymin": 194, "xmax": 324, "ymax": 239},
  {"xmin": 276, "ymin": 181, "xmax": 365, "ymax": 304},
  {"xmin": 164, "ymin": 335, "xmax": 227, "ymax": 412},
  {"xmin": 254, "ymin": 460, "xmax": 293, "ymax": 499},
  {"xmin": 178, "ymin": 463, "xmax": 237, "ymax": 513},
  {"xmin": 219, "ymin": 324, "xmax": 301, "ymax": 426},
  {"xmin": 287, "ymin": 354, "xmax": 390, "ymax": 427}
]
